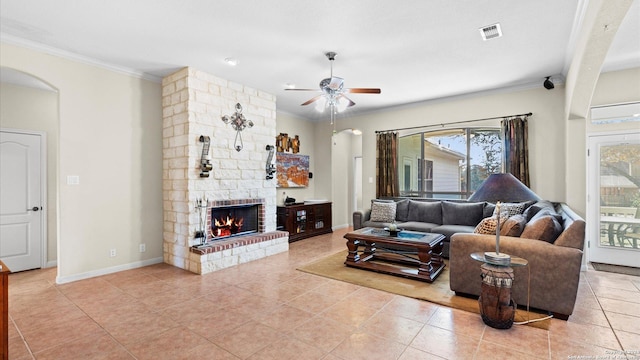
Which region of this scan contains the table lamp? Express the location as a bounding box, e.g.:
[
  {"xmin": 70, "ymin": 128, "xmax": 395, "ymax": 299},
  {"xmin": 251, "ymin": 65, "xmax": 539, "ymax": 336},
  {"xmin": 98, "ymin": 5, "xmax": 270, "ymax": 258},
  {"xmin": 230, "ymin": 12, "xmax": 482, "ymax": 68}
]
[{"xmin": 468, "ymin": 173, "xmax": 541, "ymax": 265}]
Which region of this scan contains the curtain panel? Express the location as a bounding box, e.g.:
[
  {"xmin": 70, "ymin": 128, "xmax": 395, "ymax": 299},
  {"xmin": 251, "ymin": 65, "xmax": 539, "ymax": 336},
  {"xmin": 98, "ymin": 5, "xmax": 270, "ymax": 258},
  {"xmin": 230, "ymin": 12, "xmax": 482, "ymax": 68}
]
[
  {"xmin": 376, "ymin": 132, "xmax": 399, "ymax": 198},
  {"xmin": 501, "ymin": 117, "xmax": 531, "ymax": 187}
]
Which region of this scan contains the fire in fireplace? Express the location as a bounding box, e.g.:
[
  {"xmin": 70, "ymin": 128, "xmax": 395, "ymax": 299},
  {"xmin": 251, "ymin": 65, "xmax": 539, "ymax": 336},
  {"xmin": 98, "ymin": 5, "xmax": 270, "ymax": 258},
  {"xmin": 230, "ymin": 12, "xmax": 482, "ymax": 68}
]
[{"xmin": 210, "ymin": 204, "xmax": 259, "ymax": 240}]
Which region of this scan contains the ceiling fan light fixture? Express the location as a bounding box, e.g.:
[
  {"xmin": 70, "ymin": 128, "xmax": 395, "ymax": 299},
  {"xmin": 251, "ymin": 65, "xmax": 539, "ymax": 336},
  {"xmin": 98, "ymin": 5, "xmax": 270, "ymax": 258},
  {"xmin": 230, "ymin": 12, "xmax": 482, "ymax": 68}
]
[
  {"xmin": 336, "ymin": 97, "xmax": 349, "ymax": 113},
  {"xmin": 224, "ymin": 57, "xmax": 238, "ymax": 66},
  {"xmin": 286, "ymin": 52, "xmax": 381, "ymax": 118}
]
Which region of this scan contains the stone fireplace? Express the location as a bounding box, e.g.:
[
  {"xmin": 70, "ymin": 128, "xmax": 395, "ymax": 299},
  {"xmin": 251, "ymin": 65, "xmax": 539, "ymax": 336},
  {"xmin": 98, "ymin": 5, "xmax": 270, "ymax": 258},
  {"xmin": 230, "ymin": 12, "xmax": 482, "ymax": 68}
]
[{"xmin": 161, "ymin": 67, "xmax": 288, "ymax": 274}]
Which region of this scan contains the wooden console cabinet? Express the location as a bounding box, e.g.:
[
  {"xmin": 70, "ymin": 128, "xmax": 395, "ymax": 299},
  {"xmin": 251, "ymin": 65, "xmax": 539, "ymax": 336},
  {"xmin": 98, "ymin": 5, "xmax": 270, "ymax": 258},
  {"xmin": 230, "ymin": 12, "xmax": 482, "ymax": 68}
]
[{"xmin": 277, "ymin": 202, "xmax": 332, "ymax": 242}]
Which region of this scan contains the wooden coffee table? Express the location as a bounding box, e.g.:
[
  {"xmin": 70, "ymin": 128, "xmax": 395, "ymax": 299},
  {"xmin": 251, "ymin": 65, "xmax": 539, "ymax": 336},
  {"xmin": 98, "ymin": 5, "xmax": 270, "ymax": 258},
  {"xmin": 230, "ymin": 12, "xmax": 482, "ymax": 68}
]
[{"xmin": 344, "ymin": 227, "xmax": 445, "ymax": 282}]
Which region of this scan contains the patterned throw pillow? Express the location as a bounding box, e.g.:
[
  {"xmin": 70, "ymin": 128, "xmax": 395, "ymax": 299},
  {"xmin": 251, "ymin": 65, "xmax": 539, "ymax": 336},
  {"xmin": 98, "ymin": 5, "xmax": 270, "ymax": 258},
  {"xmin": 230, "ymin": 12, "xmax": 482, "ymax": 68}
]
[
  {"xmin": 474, "ymin": 216, "xmax": 507, "ymax": 235},
  {"xmin": 493, "ymin": 202, "xmax": 527, "ymax": 217},
  {"xmin": 370, "ymin": 201, "xmax": 397, "ymax": 223}
]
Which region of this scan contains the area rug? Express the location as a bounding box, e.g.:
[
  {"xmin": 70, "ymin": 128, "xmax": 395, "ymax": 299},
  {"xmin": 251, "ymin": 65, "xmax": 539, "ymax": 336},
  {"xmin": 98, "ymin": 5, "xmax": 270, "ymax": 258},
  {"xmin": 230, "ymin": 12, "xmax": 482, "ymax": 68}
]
[
  {"xmin": 298, "ymin": 250, "xmax": 551, "ymax": 329},
  {"xmin": 592, "ymin": 262, "xmax": 640, "ymax": 277}
]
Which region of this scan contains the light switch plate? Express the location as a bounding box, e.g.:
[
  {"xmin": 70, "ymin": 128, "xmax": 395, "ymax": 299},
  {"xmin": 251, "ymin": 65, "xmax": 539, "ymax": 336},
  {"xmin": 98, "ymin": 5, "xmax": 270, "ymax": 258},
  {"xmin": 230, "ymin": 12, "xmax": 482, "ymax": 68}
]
[{"xmin": 67, "ymin": 175, "xmax": 80, "ymax": 185}]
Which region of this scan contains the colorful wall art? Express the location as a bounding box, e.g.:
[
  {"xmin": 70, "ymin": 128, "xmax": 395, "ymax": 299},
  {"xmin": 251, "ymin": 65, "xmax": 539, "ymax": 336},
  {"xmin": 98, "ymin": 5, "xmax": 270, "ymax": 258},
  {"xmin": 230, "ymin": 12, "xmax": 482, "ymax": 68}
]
[{"xmin": 276, "ymin": 152, "xmax": 309, "ymax": 188}]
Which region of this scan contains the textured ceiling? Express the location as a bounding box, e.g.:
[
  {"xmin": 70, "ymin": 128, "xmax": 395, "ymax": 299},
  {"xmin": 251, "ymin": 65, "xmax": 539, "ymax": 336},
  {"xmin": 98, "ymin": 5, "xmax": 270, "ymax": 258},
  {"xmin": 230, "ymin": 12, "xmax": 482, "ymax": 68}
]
[{"xmin": 1, "ymin": 0, "xmax": 638, "ymax": 121}]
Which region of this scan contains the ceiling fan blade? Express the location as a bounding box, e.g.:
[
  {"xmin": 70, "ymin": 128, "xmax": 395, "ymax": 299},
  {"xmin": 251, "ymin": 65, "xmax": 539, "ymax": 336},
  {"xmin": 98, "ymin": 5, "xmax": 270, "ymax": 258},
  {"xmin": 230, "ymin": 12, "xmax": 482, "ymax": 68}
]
[
  {"xmin": 301, "ymin": 95, "xmax": 323, "ymax": 106},
  {"xmin": 285, "ymin": 88, "xmax": 320, "ymax": 92},
  {"xmin": 345, "ymin": 88, "xmax": 381, "ymax": 94},
  {"xmin": 338, "ymin": 94, "xmax": 356, "ymax": 107}
]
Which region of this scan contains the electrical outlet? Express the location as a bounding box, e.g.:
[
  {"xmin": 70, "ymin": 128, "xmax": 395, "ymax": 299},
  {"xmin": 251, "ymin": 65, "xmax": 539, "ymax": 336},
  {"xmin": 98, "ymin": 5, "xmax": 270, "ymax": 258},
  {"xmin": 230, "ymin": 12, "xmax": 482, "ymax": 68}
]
[
  {"xmin": 139, "ymin": 244, "xmax": 146, "ymax": 252},
  {"xmin": 110, "ymin": 248, "xmax": 116, "ymax": 257}
]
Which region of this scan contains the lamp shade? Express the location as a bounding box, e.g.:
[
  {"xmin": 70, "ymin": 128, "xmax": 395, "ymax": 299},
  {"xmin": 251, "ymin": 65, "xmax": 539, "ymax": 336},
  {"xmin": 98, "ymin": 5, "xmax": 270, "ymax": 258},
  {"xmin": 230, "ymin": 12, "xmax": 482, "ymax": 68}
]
[{"xmin": 468, "ymin": 173, "xmax": 541, "ymax": 203}]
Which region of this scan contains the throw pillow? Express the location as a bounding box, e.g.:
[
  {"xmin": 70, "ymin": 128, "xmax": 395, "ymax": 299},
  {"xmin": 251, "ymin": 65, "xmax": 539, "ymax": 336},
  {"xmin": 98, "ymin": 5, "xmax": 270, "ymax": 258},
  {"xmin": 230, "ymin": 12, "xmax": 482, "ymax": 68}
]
[
  {"xmin": 520, "ymin": 215, "xmax": 563, "ymax": 243},
  {"xmin": 442, "ymin": 201, "xmax": 485, "ymax": 226},
  {"xmin": 407, "ymin": 200, "xmax": 442, "ymax": 224},
  {"xmin": 395, "ymin": 199, "xmax": 410, "ymax": 222},
  {"xmin": 493, "ymin": 202, "xmax": 528, "ymax": 217},
  {"xmin": 523, "ymin": 200, "xmax": 556, "ymax": 221},
  {"xmin": 370, "ymin": 201, "xmax": 397, "ymax": 223},
  {"xmin": 474, "ymin": 216, "xmax": 507, "ymax": 235},
  {"xmin": 500, "ymin": 214, "xmax": 527, "ymax": 237}
]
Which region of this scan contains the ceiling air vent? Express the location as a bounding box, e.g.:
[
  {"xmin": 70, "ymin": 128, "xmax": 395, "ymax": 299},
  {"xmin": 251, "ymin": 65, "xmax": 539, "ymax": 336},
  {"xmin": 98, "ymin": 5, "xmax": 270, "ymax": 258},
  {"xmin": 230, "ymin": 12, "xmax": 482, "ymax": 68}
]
[{"xmin": 480, "ymin": 23, "xmax": 502, "ymax": 41}]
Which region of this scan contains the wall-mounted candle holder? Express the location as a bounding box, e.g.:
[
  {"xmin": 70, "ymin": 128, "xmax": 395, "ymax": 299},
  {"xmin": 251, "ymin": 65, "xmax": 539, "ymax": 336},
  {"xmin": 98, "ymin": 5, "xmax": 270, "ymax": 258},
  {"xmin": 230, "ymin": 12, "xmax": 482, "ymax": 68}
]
[
  {"xmin": 199, "ymin": 135, "xmax": 212, "ymax": 177},
  {"xmin": 266, "ymin": 145, "xmax": 276, "ymax": 179}
]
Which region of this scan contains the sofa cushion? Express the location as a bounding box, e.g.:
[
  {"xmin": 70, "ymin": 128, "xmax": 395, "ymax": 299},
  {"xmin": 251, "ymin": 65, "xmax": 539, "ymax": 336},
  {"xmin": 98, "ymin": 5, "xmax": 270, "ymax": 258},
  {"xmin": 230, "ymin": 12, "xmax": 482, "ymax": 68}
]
[
  {"xmin": 398, "ymin": 221, "xmax": 439, "ymax": 233},
  {"xmin": 442, "ymin": 201, "xmax": 485, "ymax": 226},
  {"xmin": 362, "ymin": 220, "xmax": 393, "ymax": 228},
  {"xmin": 370, "ymin": 201, "xmax": 397, "ymax": 222},
  {"xmin": 395, "ymin": 199, "xmax": 410, "ymax": 222},
  {"xmin": 483, "ymin": 202, "xmax": 496, "ymax": 218},
  {"xmin": 407, "ymin": 200, "xmax": 442, "ymax": 224},
  {"xmin": 521, "ymin": 214, "xmax": 563, "ymax": 243},
  {"xmin": 474, "ymin": 216, "xmax": 506, "ymax": 235},
  {"xmin": 432, "ymin": 224, "xmax": 476, "ymax": 240},
  {"xmin": 554, "ymin": 219, "xmax": 586, "ymax": 250},
  {"xmin": 500, "ymin": 214, "xmax": 527, "ymax": 237}
]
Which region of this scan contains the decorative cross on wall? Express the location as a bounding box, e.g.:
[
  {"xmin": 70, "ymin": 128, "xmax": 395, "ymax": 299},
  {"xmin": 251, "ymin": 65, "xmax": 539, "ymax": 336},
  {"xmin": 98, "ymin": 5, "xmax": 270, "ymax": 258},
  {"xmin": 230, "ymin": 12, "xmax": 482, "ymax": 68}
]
[{"xmin": 221, "ymin": 103, "xmax": 254, "ymax": 151}]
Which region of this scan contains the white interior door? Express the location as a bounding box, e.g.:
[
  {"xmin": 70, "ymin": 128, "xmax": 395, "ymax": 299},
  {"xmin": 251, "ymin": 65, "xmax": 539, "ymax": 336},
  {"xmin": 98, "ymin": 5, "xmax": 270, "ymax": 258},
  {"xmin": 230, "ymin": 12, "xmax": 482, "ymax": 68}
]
[
  {"xmin": 0, "ymin": 131, "xmax": 43, "ymax": 272},
  {"xmin": 587, "ymin": 131, "xmax": 640, "ymax": 268}
]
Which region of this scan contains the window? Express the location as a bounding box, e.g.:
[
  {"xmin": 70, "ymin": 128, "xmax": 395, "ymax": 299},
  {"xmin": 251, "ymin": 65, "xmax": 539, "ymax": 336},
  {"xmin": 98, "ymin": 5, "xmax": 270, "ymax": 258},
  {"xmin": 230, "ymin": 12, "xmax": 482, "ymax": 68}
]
[{"xmin": 398, "ymin": 128, "xmax": 502, "ymax": 199}]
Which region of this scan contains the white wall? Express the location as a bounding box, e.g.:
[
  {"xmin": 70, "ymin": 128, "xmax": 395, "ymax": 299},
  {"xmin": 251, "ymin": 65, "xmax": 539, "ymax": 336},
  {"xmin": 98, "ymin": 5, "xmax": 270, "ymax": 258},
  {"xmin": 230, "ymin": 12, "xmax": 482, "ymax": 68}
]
[
  {"xmin": 312, "ymin": 122, "xmax": 334, "ymax": 203},
  {"xmin": 331, "ymin": 130, "xmax": 352, "ymax": 228},
  {"xmin": 1, "ymin": 43, "xmax": 163, "ymax": 282},
  {"xmin": 0, "ymin": 82, "xmax": 59, "ymax": 265}
]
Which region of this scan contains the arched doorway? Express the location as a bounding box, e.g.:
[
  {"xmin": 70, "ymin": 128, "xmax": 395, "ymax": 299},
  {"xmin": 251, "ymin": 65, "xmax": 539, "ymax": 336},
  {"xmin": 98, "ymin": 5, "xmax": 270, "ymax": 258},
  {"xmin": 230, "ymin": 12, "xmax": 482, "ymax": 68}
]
[{"xmin": 0, "ymin": 67, "xmax": 59, "ymax": 271}]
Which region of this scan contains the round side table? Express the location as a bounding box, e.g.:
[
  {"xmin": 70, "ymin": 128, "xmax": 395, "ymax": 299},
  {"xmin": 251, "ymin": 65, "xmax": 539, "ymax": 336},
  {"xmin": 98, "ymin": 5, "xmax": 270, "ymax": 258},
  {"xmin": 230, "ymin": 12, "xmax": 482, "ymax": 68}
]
[{"xmin": 470, "ymin": 252, "xmax": 528, "ymax": 329}]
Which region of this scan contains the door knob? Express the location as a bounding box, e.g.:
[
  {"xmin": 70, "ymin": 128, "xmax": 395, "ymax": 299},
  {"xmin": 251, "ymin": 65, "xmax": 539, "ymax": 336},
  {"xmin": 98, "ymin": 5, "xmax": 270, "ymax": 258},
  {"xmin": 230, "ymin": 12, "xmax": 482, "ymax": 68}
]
[{"xmin": 27, "ymin": 206, "xmax": 40, "ymax": 211}]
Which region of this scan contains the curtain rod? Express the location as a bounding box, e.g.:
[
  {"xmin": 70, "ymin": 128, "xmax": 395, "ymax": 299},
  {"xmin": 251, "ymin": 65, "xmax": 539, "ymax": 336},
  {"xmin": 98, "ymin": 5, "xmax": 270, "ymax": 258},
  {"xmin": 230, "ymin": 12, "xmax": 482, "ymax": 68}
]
[{"xmin": 375, "ymin": 112, "xmax": 533, "ymax": 134}]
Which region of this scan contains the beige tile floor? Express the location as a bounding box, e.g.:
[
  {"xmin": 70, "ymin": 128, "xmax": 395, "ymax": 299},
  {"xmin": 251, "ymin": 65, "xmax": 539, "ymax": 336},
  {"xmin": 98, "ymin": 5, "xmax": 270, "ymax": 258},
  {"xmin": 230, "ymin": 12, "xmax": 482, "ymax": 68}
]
[{"xmin": 7, "ymin": 228, "xmax": 640, "ymax": 360}]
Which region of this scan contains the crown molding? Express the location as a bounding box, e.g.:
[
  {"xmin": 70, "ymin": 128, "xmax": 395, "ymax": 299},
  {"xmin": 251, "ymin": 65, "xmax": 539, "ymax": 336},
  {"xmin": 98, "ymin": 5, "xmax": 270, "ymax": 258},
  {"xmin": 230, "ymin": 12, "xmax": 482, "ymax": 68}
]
[{"xmin": 1, "ymin": 33, "xmax": 162, "ymax": 83}]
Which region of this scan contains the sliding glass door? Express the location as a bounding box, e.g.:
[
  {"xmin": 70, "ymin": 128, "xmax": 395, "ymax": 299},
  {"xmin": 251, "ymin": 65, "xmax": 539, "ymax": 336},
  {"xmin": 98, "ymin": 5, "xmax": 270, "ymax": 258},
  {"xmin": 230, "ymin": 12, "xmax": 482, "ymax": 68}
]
[{"xmin": 588, "ymin": 131, "xmax": 640, "ymax": 267}]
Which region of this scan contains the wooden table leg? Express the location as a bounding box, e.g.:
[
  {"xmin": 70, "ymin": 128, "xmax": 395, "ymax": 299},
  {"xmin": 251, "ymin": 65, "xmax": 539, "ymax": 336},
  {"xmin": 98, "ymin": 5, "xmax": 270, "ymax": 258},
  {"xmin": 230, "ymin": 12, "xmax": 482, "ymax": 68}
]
[
  {"xmin": 417, "ymin": 247, "xmax": 433, "ymax": 276},
  {"xmin": 345, "ymin": 238, "xmax": 361, "ymax": 262},
  {"xmin": 363, "ymin": 241, "xmax": 376, "ymax": 256}
]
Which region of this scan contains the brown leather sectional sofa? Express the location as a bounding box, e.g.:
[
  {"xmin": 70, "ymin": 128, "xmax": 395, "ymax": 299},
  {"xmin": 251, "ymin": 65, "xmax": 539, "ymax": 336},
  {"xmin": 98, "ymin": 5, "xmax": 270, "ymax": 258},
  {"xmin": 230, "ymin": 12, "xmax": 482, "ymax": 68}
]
[{"xmin": 353, "ymin": 199, "xmax": 586, "ymax": 319}]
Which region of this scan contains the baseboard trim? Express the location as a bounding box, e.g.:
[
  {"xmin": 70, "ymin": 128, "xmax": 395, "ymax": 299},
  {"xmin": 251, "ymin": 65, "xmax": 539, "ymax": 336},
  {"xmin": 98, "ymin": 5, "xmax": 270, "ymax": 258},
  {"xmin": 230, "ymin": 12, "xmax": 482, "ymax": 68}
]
[
  {"xmin": 332, "ymin": 223, "xmax": 350, "ymax": 230},
  {"xmin": 55, "ymin": 257, "xmax": 164, "ymax": 284},
  {"xmin": 45, "ymin": 260, "xmax": 57, "ymax": 268}
]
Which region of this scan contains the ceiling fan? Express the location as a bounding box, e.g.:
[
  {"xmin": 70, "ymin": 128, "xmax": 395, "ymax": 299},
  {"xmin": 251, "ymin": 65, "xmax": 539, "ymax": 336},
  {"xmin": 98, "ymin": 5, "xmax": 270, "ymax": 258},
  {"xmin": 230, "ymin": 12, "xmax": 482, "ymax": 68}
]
[{"xmin": 285, "ymin": 52, "xmax": 381, "ymax": 120}]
